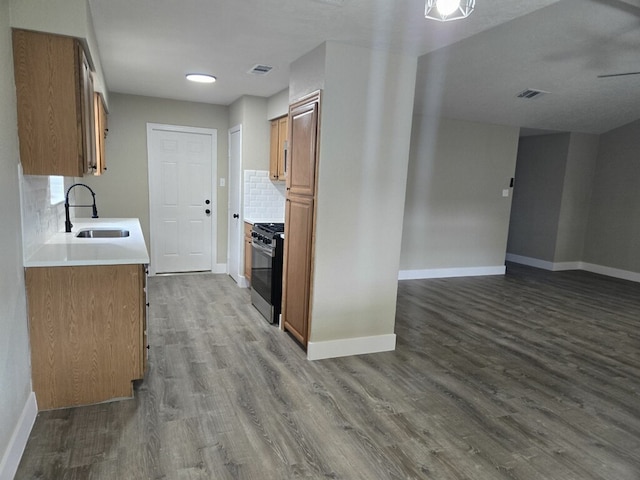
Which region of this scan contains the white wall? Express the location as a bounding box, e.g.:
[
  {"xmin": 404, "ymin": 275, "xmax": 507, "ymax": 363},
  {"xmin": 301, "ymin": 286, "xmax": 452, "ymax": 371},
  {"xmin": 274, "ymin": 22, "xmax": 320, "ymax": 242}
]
[
  {"xmin": 402, "ymin": 117, "xmax": 519, "ymax": 272},
  {"xmin": 0, "ymin": 0, "xmax": 35, "ymax": 476},
  {"xmin": 291, "ymin": 42, "xmax": 417, "ymax": 351},
  {"xmin": 81, "ymin": 93, "xmax": 229, "ymax": 264}
]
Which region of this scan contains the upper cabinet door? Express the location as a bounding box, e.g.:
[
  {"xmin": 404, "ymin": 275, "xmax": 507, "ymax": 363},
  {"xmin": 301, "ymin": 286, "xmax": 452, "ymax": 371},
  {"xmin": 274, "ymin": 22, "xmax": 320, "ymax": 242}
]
[
  {"xmin": 12, "ymin": 29, "xmax": 95, "ymax": 177},
  {"xmin": 79, "ymin": 46, "xmax": 96, "ymax": 175},
  {"xmin": 269, "ymin": 115, "xmax": 288, "ymax": 181},
  {"xmin": 93, "ymin": 92, "xmax": 109, "ymax": 175},
  {"xmin": 286, "ymin": 91, "xmax": 321, "ymax": 197}
]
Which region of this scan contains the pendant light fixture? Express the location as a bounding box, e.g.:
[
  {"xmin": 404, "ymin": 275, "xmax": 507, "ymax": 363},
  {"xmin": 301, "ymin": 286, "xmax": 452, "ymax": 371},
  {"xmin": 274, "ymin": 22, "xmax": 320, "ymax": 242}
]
[{"xmin": 425, "ymin": 0, "xmax": 475, "ymax": 21}]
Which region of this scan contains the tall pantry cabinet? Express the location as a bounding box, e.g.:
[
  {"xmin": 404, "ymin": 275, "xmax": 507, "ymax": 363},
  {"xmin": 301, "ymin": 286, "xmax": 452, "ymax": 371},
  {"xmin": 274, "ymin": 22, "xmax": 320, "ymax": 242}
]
[{"xmin": 282, "ymin": 91, "xmax": 321, "ymax": 347}]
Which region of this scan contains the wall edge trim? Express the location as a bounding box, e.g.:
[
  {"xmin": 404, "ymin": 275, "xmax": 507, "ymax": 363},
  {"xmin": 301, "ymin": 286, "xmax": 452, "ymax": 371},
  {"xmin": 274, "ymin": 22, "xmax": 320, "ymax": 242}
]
[
  {"xmin": 307, "ymin": 334, "xmax": 396, "ymax": 361},
  {"xmin": 398, "ymin": 265, "xmax": 505, "ymax": 280},
  {"xmin": 0, "ymin": 392, "xmax": 37, "ymax": 480},
  {"xmin": 212, "ymin": 263, "xmax": 227, "ymax": 274},
  {"xmin": 506, "ymin": 254, "xmax": 640, "ymax": 283}
]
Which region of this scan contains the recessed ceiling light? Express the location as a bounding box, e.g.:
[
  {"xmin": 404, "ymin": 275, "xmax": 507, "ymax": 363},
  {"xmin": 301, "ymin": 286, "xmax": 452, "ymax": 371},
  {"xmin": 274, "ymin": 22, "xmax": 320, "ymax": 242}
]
[{"xmin": 186, "ymin": 73, "xmax": 216, "ymax": 84}]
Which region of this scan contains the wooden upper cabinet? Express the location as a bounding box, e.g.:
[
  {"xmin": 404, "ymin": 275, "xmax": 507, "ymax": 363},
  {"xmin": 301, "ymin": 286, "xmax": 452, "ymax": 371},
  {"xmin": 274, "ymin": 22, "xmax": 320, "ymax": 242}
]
[
  {"xmin": 287, "ymin": 92, "xmax": 321, "ymax": 196},
  {"xmin": 12, "ymin": 29, "xmax": 96, "ymax": 177},
  {"xmin": 269, "ymin": 115, "xmax": 288, "ymax": 181},
  {"xmin": 93, "ymin": 92, "xmax": 109, "ymax": 175}
]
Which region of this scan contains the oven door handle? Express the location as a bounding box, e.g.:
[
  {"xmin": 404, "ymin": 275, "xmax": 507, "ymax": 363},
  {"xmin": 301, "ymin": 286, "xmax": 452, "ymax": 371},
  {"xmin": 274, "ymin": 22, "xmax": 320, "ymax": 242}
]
[{"xmin": 252, "ymin": 239, "xmax": 276, "ymax": 257}]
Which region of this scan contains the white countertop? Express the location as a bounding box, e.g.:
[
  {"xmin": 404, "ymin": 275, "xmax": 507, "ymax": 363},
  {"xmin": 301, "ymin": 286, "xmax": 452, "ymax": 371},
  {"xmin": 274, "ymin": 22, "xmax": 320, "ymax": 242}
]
[
  {"xmin": 244, "ymin": 217, "xmax": 285, "ymax": 225},
  {"xmin": 24, "ymin": 218, "xmax": 150, "ymax": 267}
]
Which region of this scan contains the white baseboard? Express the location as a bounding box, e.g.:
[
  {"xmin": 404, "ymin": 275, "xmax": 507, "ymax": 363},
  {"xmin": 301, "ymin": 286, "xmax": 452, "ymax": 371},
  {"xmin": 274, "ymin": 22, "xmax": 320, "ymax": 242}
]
[
  {"xmin": 505, "ymin": 253, "xmax": 558, "ymax": 271},
  {"xmin": 212, "ymin": 263, "xmax": 227, "ymax": 274},
  {"xmin": 0, "ymin": 392, "xmax": 37, "ymax": 480},
  {"xmin": 581, "ymin": 262, "xmax": 640, "ymax": 283},
  {"xmin": 506, "ymin": 254, "xmax": 640, "ymax": 283},
  {"xmin": 398, "ymin": 265, "xmax": 505, "ymax": 280},
  {"xmin": 307, "ymin": 334, "xmax": 396, "ymax": 361},
  {"xmin": 237, "ymin": 276, "xmax": 250, "ymax": 289}
]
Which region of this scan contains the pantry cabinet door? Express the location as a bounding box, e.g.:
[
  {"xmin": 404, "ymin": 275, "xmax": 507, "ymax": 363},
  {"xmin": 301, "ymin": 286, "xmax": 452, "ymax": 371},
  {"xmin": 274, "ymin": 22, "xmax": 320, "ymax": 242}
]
[
  {"xmin": 282, "ymin": 194, "xmax": 314, "ymax": 346},
  {"xmin": 287, "ymin": 93, "xmax": 320, "ymax": 197}
]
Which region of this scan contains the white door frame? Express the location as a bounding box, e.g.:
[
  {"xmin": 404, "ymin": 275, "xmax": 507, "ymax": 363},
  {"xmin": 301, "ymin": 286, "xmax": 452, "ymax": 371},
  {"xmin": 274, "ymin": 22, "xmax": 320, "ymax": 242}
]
[
  {"xmin": 146, "ymin": 123, "xmax": 217, "ymax": 276},
  {"xmin": 228, "ymin": 124, "xmax": 247, "ymax": 287}
]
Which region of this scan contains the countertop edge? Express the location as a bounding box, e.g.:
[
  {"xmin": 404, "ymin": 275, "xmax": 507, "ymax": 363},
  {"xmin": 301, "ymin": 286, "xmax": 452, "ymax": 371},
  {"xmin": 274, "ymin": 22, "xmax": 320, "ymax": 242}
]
[{"xmin": 24, "ymin": 218, "xmax": 150, "ymax": 268}]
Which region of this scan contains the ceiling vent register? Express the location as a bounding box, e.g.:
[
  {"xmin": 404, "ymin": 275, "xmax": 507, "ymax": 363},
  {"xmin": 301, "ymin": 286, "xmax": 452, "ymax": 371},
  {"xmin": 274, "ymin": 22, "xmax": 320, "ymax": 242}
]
[
  {"xmin": 248, "ymin": 64, "xmax": 273, "ymax": 75},
  {"xmin": 516, "ymin": 89, "xmax": 549, "ymax": 100}
]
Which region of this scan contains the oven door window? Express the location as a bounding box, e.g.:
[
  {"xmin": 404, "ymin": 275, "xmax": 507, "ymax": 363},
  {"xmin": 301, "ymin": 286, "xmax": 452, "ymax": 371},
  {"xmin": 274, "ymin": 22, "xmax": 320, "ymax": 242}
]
[{"xmin": 252, "ymin": 243, "xmax": 273, "ymax": 302}]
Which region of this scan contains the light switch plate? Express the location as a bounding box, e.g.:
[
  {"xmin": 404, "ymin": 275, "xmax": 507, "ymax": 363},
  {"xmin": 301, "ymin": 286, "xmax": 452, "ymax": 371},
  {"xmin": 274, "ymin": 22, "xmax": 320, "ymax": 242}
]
[
  {"xmin": 502, "ymin": 189, "xmax": 509, "ymax": 197},
  {"xmin": 219, "ymin": 178, "xmax": 226, "ymax": 187}
]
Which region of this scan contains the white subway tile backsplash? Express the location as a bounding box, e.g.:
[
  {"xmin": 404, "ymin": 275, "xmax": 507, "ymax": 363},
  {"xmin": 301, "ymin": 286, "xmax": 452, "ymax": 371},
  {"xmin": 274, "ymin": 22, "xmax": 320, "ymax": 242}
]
[
  {"xmin": 243, "ymin": 169, "xmax": 285, "ymax": 222},
  {"xmin": 19, "ymin": 171, "xmax": 66, "ymax": 260}
]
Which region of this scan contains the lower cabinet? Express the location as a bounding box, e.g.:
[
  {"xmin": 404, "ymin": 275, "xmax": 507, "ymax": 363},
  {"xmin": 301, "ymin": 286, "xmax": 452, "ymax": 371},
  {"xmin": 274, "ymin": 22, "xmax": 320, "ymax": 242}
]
[
  {"xmin": 244, "ymin": 222, "xmax": 252, "ymax": 282},
  {"xmin": 282, "ymin": 195, "xmax": 314, "ymax": 345},
  {"xmin": 25, "ymin": 263, "xmax": 147, "ymax": 410}
]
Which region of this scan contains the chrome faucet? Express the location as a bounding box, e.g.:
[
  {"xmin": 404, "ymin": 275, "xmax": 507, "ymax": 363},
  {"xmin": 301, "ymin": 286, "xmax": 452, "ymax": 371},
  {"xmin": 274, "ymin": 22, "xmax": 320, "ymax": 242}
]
[{"xmin": 65, "ymin": 183, "xmax": 99, "ymax": 233}]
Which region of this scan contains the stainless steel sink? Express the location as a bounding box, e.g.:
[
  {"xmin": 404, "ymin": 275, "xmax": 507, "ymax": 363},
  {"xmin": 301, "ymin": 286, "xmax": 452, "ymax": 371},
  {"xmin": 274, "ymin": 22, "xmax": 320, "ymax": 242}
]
[{"xmin": 76, "ymin": 229, "xmax": 130, "ymax": 238}]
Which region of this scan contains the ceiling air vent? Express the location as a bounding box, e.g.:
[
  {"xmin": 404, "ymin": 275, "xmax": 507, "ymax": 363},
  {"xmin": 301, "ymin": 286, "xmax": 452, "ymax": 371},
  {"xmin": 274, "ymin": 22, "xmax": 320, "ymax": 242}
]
[
  {"xmin": 311, "ymin": 0, "xmax": 345, "ymax": 5},
  {"xmin": 248, "ymin": 64, "xmax": 273, "ymax": 76},
  {"xmin": 516, "ymin": 88, "xmax": 549, "ymax": 100}
]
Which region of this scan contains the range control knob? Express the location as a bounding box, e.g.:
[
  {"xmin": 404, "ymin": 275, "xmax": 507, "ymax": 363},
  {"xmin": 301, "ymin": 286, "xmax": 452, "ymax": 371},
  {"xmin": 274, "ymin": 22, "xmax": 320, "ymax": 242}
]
[
  {"xmin": 251, "ymin": 232, "xmax": 258, "ymax": 238},
  {"xmin": 264, "ymin": 238, "xmax": 272, "ymax": 245}
]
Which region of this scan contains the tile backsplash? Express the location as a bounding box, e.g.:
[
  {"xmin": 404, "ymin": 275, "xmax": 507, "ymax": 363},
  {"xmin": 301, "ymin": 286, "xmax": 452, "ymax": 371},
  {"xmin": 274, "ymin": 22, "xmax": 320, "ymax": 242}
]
[
  {"xmin": 19, "ymin": 169, "xmax": 66, "ymax": 260},
  {"xmin": 243, "ymin": 170, "xmax": 286, "ymax": 222}
]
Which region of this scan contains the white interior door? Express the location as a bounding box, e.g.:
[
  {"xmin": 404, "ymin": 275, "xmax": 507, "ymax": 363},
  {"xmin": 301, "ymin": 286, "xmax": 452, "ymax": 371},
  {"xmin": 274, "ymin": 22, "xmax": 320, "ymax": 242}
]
[
  {"xmin": 147, "ymin": 123, "xmax": 217, "ymax": 274},
  {"xmin": 228, "ymin": 125, "xmax": 243, "ymax": 284}
]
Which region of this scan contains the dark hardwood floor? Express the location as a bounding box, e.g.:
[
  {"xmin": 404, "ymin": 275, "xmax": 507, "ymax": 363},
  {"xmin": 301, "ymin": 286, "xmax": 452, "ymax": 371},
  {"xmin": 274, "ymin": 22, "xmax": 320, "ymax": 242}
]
[{"xmin": 15, "ymin": 264, "xmax": 640, "ymax": 479}]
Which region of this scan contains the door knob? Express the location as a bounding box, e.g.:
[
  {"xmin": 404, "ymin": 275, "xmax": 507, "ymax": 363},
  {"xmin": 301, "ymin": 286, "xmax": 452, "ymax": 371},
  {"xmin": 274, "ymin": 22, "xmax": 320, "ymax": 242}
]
[
  {"xmin": 205, "ymin": 209, "xmax": 211, "ymax": 215},
  {"xmin": 233, "ymin": 213, "xmax": 239, "ymax": 218}
]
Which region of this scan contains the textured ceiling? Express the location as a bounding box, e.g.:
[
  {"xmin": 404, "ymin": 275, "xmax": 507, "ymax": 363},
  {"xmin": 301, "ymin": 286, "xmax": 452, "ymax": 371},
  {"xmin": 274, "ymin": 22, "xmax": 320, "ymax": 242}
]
[{"xmin": 88, "ymin": 0, "xmax": 640, "ymax": 134}]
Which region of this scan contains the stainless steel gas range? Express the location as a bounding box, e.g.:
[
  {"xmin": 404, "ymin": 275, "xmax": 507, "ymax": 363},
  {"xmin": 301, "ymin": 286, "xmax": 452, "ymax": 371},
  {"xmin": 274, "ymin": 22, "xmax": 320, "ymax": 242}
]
[{"xmin": 250, "ymin": 222, "xmax": 284, "ymax": 324}]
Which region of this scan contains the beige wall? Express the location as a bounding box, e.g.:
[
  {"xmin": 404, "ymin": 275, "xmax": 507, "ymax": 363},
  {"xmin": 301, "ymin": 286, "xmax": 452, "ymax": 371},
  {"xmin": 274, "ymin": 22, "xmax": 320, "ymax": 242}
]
[
  {"xmin": 293, "ymin": 41, "xmax": 417, "ymax": 343},
  {"xmin": 402, "ymin": 117, "xmax": 519, "ymax": 270},
  {"xmin": 554, "ymin": 133, "xmax": 599, "ymax": 262},
  {"xmin": 584, "ymin": 119, "xmax": 640, "ymax": 273},
  {"xmin": 506, "ymin": 133, "xmax": 570, "ymax": 262},
  {"xmin": 82, "ymin": 93, "xmax": 229, "ymax": 265},
  {"xmin": 267, "ymin": 88, "xmax": 289, "ymax": 120},
  {"xmin": 229, "ymin": 96, "xmax": 270, "ymax": 172},
  {"xmin": 289, "ymin": 43, "xmax": 326, "ymax": 104},
  {"xmin": 507, "ymin": 132, "xmax": 601, "ymax": 265},
  {"xmin": 0, "ymin": 0, "xmax": 32, "ymax": 470}
]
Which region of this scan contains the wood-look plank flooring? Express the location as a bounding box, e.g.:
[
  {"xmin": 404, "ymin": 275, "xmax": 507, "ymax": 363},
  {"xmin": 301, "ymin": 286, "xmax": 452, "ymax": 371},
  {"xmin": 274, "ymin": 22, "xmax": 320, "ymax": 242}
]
[{"xmin": 15, "ymin": 264, "xmax": 640, "ymax": 479}]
